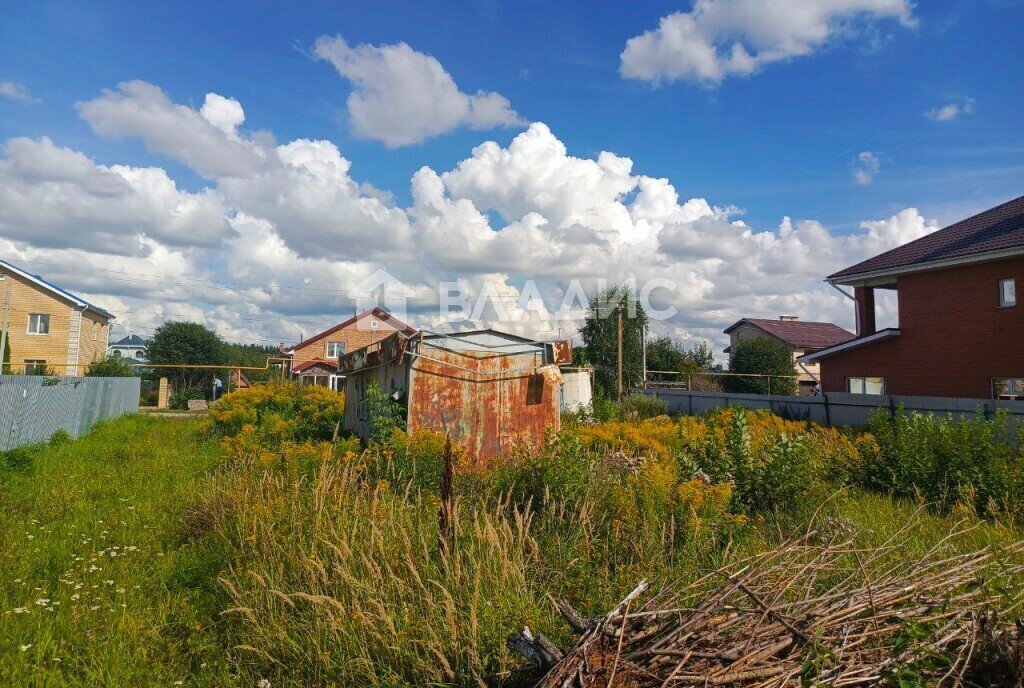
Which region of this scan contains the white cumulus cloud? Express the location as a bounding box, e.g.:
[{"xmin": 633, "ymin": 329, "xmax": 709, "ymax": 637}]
[
  {"xmin": 0, "ymin": 82, "xmax": 38, "ymax": 103},
  {"xmin": 852, "ymin": 151, "xmax": 881, "ymax": 185},
  {"xmin": 0, "ymin": 137, "xmax": 232, "ymax": 253},
  {"xmin": 926, "ymin": 97, "xmax": 975, "ymax": 122},
  {"xmin": 0, "ymin": 82, "xmax": 943, "ymax": 353},
  {"xmin": 313, "ymin": 35, "xmax": 525, "ymax": 147},
  {"xmin": 620, "ymin": 0, "xmax": 915, "ymax": 85}
]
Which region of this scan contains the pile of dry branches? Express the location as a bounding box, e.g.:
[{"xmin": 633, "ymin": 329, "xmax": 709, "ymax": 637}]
[{"xmin": 511, "ymin": 528, "xmax": 1024, "ymax": 687}]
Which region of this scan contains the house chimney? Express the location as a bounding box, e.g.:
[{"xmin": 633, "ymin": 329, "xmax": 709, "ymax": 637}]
[{"xmin": 779, "ymin": 315, "xmax": 799, "ymax": 321}]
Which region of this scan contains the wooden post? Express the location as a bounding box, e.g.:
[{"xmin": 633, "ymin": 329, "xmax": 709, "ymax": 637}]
[
  {"xmin": 617, "ymin": 302, "xmax": 623, "ymax": 402},
  {"xmin": 157, "ymin": 377, "xmax": 169, "ymax": 409}
]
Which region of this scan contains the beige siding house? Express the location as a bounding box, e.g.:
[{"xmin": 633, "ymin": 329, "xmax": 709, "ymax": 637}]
[{"xmin": 0, "ymin": 260, "xmax": 115, "ymax": 376}]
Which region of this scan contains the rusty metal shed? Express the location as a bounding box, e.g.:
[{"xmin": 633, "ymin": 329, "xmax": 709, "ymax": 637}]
[{"xmin": 337, "ymin": 329, "xmax": 571, "ymax": 465}]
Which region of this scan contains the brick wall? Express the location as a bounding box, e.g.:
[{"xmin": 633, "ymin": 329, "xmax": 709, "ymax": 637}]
[
  {"xmin": 78, "ymin": 309, "xmax": 111, "ymax": 373},
  {"xmin": 290, "ymin": 313, "xmax": 407, "ymax": 369},
  {"xmin": 821, "ymin": 256, "xmax": 1024, "ymax": 397},
  {"xmin": 0, "ymin": 270, "xmax": 111, "ymax": 375}
]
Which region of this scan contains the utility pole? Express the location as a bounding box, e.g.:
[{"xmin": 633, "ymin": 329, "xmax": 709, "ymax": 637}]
[
  {"xmin": 0, "ymin": 280, "xmax": 10, "ymax": 375},
  {"xmin": 641, "ymin": 324, "xmax": 647, "ymax": 389},
  {"xmin": 617, "ymin": 301, "xmax": 623, "ymax": 402}
]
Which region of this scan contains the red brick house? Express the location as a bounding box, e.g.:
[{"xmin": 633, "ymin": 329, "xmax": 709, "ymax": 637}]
[
  {"xmin": 723, "ymin": 317, "xmax": 854, "ymax": 394},
  {"xmin": 801, "ymin": 196, "xmax": 1024, "ymax": 399},
  {"xmin": 284, "ymin": 307, "xmax": 416, "ymax": 390}
]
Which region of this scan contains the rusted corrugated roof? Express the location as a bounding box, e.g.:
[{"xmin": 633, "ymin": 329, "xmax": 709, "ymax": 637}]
[
  {"xmin": 724, "ymin": 318, "xmax": 854, "ymax": 349},
  {"xmin": 830, "ymin": 195, "xmax": 1024, "ymax": 280}
]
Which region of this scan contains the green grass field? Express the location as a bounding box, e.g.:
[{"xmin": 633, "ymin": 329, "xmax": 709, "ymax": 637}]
[
  {"xmin": 1, "ymin": 412, "xmax": 1021, "ymax": 687},
  {"xmin": 0, "ymin": 416, "xmax": 234, "ymax": 687}
]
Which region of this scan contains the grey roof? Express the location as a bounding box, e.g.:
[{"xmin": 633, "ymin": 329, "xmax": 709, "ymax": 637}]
[{"xmin": 111, "ymin": 334, "xmax": 147, "ymax": 347}]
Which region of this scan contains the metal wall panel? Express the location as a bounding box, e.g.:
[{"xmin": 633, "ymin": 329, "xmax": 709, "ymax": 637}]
[{"xmin": 0, "ymin": 375, "xmax": 140, "ymax": 451}]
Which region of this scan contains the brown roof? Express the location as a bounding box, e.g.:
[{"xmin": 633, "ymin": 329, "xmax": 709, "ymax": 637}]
[
  {"xmin": 285, "ymin": 307, "xmax": 416, "ymax": 353},
  {"xmin": 724, "ymin": 318, "xmax": 855, "ymax": 350},
  {"xmin": 830, "ymin": 195, "xmax": 1024, "ymax": 280},
  {"xmin": 292, "ymin": 358, "xmax": 338, "ymax": 374}
]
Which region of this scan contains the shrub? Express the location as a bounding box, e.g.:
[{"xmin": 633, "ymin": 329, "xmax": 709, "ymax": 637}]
[
  {"xmin": 85, "ymin": 357, "xmax": 139, "ymax": 377},
  {"xmin": 491, "ymin": 431, "xmax": 597, "ymax": 510},
  {"xmin": 359, "ymin": 381, "xmax": 405, "ymax": 444},
  {"xmin": 590, "ymin": 392, "xmax": 621, "ymax": 422},
  {"xmin": 170, "ymin": 386, "xmax": 207, "ymax": 410},
  {"xmin": 211, "ymin": 383, "xmax": 344, "ymax": 443},
  {"xmin": 49, "ymin": 429, "xmax": 73, "ymax": 446},
  {"xmin": 864, "ymin": 408, "xmax": 1022, "ymax": 516},
  {"xmin": 619, "ymin": 393, "xmax": 669, "ymax": 420},
  {"xmin": 723, "ymin": 337, "xmax": 797, "ymax": 395}
]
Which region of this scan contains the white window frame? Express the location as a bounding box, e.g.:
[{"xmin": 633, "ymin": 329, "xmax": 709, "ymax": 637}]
[
  {"xmin": 27, "ymin": 313, "xmax": 50, "ymax": 335},
  {"xmin": 847, "ymin": 376, "xmax": 886, "ymax": 395},
  {"xmin": 24, "ymin": 359, "xmax": 47, "ymax": 375},
  {"xmin": 992, "ymin": 378, "xmax": 1024, "ymax": 401},
  {"xmin": 325, "ymin": 341, "xmax": 344, "ymax": 359},
  {"xmin": 999, "ymin": 278, "xmax": 1016, "ymax": 307},
  {"xmin": 329, "ymin": 374, "xmax": 344, "ymax": 392}
]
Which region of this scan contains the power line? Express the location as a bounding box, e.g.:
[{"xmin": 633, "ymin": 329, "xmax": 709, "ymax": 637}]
[{"xmin": 17, "ymin": 260, "xmax": 587, "ymax": 304}]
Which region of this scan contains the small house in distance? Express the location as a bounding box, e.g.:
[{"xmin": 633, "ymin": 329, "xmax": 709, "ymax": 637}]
[
  {"xmin": 338, "ymin": 329, "xmax": 572, "ymax": 465},
  {"xmin": 801, "ymin": 195, "xmax": 1024, "ymax": 399},
  {"xmin": 724, "ymin": 316, "xmax": 854, "ymax": 394},
  {"xmin": 283, "ymin": 306, "xmax": 416, "ymax": 390},
  {"xmin": 108, "ymin": 334, "xmax": 147, "ymax": 362}
]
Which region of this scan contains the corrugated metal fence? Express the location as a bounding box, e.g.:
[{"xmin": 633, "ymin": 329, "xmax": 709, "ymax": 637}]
[
  {"xmin": 0, "ymin": 375, "xmax": 140, "ymax": 451},
  {"xmin": 635, "ymin": 388, "xmax": 1024, "ymax": 431}
]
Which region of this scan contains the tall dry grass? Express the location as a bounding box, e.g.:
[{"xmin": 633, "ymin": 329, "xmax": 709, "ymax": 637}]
[{"xmin": 215, "ymin": 458, "xmax": 554, "ymax": 687}]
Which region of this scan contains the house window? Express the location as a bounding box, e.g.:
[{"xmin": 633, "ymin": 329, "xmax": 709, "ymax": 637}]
[
  {"xmin": 24, "ymin": 360, "xmax": 47, "ymax": 375},
  {"xmin": 993, "ymin": 378, "xmax": 1024, "ymax": 401},
  {"xmin": 847, "ymin": 377, "xmax": 885, "ymax": 395},
  {"xmin": 999, "ymin": 278, "xmax": 1016, "ymax": 307},
  {"xmin": 326, "ymin": 342, "xmax": 344, "ymax": 358},
  {"xmin": 27, "ymin": 313, "xmax": 50, "ymax": 335}
]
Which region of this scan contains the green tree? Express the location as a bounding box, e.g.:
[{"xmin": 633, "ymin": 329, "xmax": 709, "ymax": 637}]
[
  {"xmin": 146, "ymin": 321, "xmax": 224, "ymax": 390},
  {"xmin": 85, "ymin": 357, "xmax": 139, "ymax": 377},
  {"xmin": 645, "ymin": 337, "xmax": 719, "ymax": 382},
  {"xmin": 723, "ymin": 337, "xmax": 797, "ymax": 395},
  {"xmin": 645, "ymin": 336, "xmax": 687, "ymax": 377},
  {"xmin": 687, "ymin": 341, "xmax": 716, "ymax": 370},
  {"xmin": 580, "ymin": 285, "xmax": 648, "ymax": 398},
  {"xmin": 222, "ymin": 342, "xmax": 283, "ymax": 383}
]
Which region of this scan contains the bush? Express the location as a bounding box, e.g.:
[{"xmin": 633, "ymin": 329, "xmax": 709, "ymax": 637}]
[
  {"xmin": 85, "ymin": 357, "xmax": 139, "ymax": 377},
  {"xmin": 619, "ymin": 393, "xmax": 669, "ymax": 420},
  {"xmin": 863, "ymin": 408, "xmax": 1022, "ymax": 516},
  {"xmin": 0, "ymin": 443, "xmax": 45, "ymax": 471},
  {"xmin": 723, "ymin": 337, "xmax": 797, "ymax": 395},
  {"xmin": 210, "ymin": 383, "xmax": 346, "ymax": 448},
  {"xmin": 360, "ymin": 381, "xmax": 405, "ymax": 444},
  {"xmin": 170, "ymin": 386, "xmax": 207, "ymax": 410},
  {"xmin": 49, "ymin": 429, "xmax": 73, "ymax": 446}
]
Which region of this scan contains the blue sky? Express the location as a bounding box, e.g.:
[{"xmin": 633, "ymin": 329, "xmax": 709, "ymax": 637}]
[
  {"xmin": 4, "ymin": 0, "xmax": 1021, "ymax": 229},
  {"xmin": 0, "ymin": 0, "xmax": 1022, "ymax": 347}
]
